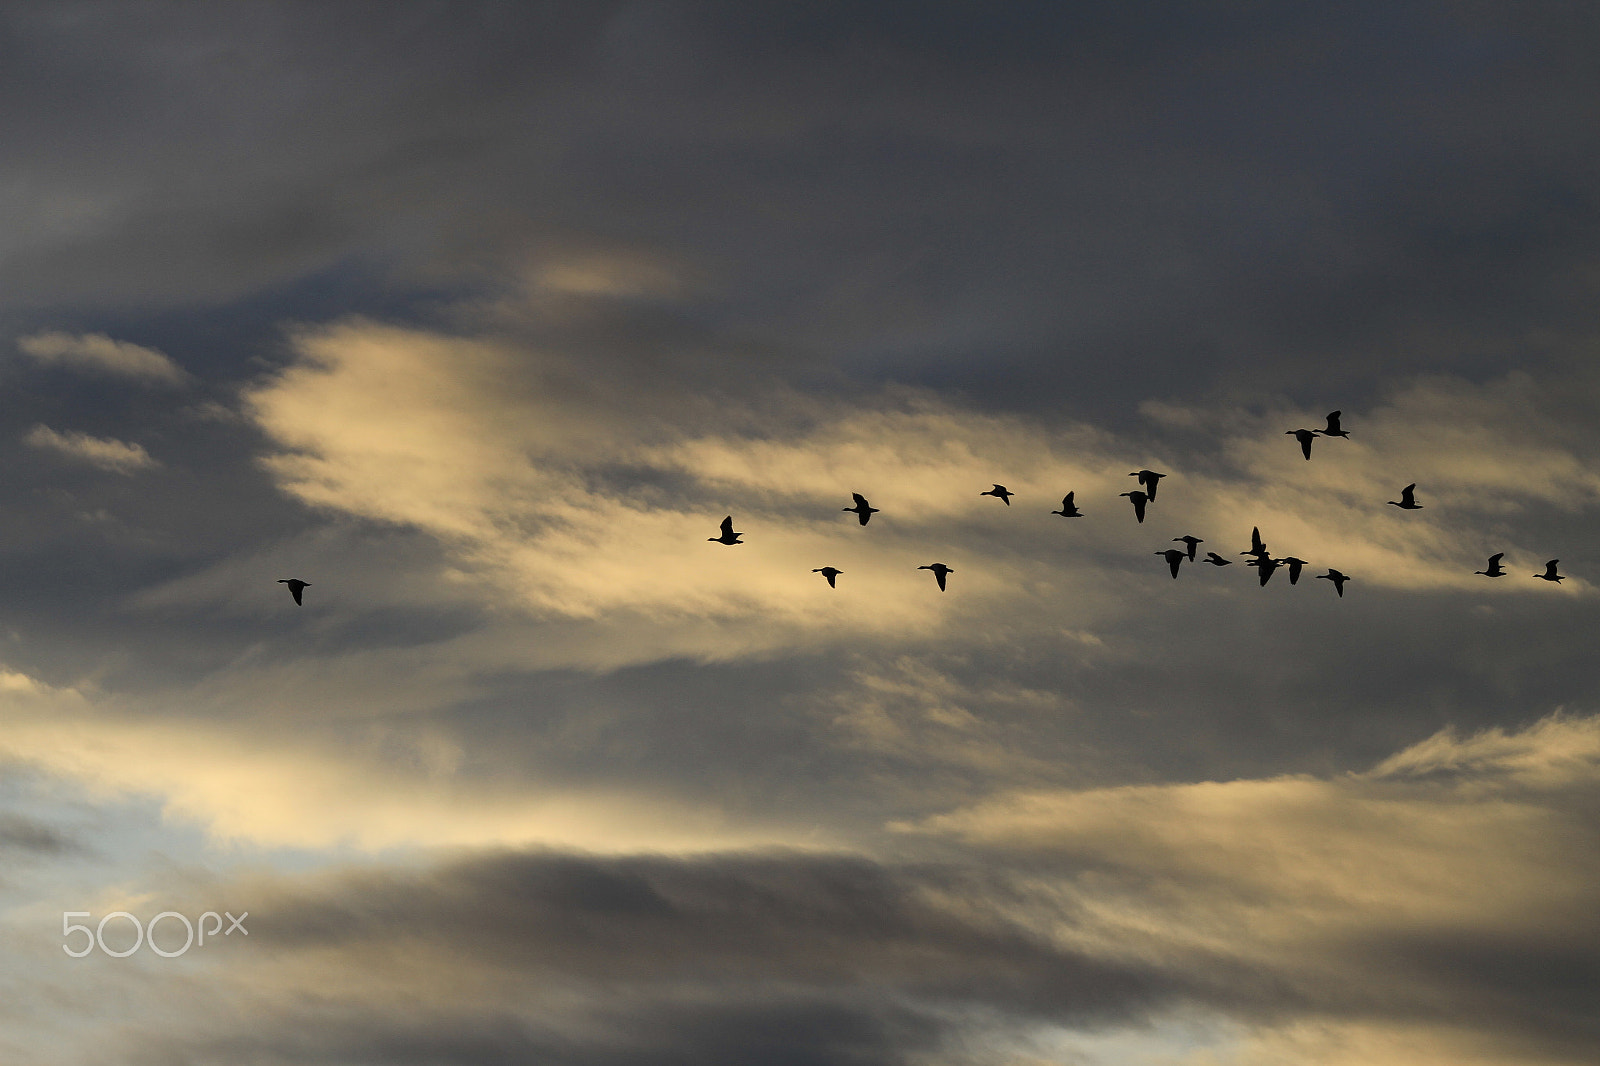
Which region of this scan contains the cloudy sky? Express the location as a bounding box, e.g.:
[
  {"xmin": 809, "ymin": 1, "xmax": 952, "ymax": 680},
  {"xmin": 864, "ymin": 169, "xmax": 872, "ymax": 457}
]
[{"xmin": 2, "ymin": 2, "xmax": 1598, "ymax": 1063}]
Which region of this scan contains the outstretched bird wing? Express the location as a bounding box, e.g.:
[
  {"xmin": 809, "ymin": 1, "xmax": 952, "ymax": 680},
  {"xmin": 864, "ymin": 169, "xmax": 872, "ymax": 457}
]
[{"xmin": 719, "ymin": 516, "xmax": 735, "ymax": 537}]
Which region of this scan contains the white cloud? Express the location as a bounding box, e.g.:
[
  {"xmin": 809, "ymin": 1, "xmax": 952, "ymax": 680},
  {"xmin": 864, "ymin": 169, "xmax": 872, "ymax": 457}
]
[
  {"xmin": 16, "ymin": 330, "xmax": 188, "ymax": 384},
  {"xmin": 23, "ymin": 424, "xmax": 158, "ymax": 473}
]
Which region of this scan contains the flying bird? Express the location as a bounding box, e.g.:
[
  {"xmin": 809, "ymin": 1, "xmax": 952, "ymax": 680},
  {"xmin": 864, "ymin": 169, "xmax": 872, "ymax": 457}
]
[
  {"xmin": 1129, "ymin": 469, "xmax": 1166, "ymax": 500},
  {"xmin": 918, "ymin": 563, "xmax": 954, "ymax": 591},
  {"xmin": 709, "ymin": 516, "xmax": 744, "ymax": 544},
  {"xmin": 812, "ymin": 567, "xmax": 843, "ymax": 588},
  {"xmin": 1475, "ymin": 553, "xmax": 1506, "ymax": 578},
  {"xmin": 1174, "ymin": 535, "xmax": 1203, "ymax": 561},
  {"xmin": 1286, "ymin": 428, "xmax": 1317, "ymax": 460},
  {"xmin": 1280, "ymin": 556, "xmax": 1308, "ymax": 585},
  {"xmin": 980, "ymin": 484, "xmax": 1014, "ymax": 505},
  {"xmin": 1316, "ymin": 410, "xmax": 1350, "ymax": 438},
  {"xmin": 1155, "ymin": 548, "xmax": 1187, "ymax": 578},
  {"xmin": 1050, "ymin": 493, "xmax": 1084, "ymax": 518},
  {"xmin": 1387, "ymin": 483, "xmax": 1422, "ymax": 510},
  {"xmin": 278, "ymin": 579, "xmax": 310, "ymax": 606},
  {"xmin": 1316, "ymin": 569, "xmax": 1350, "ymax": 597},
  {"xmin": 843, "ymin": 493, "xmax": 880, "ymax": 526},
  {"xmin": 1119, "ymin": 489, "xmax": 1148, "ymax": 523},
  {"xmin": 1241, "ymin": 526, "xmax": 1269, "ymax": 560},
  {"xmin": 1247, "ymin": 556, "xmax": 1280, "ymax": 586},
  {"xmin": 1535, "ymin": 559, "xmax": 1564, "ymax": 583},
  {"xmin": 1203, "ymin": 552, "xmax": 1233, "ymax": 566}
]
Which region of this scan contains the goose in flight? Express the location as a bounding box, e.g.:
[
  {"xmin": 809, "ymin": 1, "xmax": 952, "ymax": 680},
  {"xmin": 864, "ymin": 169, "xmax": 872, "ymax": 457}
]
[
  {"xmin": 843, "ymin": 493, "xmax": 880, "ymax": 526},
  {"xmin": 1202, "ymin": 552, "xmax": 1233, "ymax": 566},
  {"xmin": 980, "ymin": 484, "xmax": 1014, "ymax": 506},
  {"xmin": 1387, "ymin": 484, "xmax": 1422, "ymax": 510},
  {"xmin": 278, "ymin": 579, "xmax": 310, "ymax": 606},
  {"xmin": 1247, "ymin": 556, "xmax": 1280, "ymax": 586},
  {"xmin": 812, "ymin": 567, "xmax": 843, "ymax": 588},
  {"xmin": 1317, "ymin": 410, "xmax": 1350, "ymax": 438},
  {"xmin": 709, "ymin": 516, "xmax": 744, "ymax": 544},
  {"xmin": 1119, "ymin": 489, "xmax": 1148, "ymax": 523},
  {"xmin": 1535, "ymin": 560, "xmax": 1564, "ymax": 583},
  {"xmin": 1050, "ymin": 493, "xmax": 1084, "ymax": 518},
  {"xmin": 1241, "ymin": 526, "xmax": 1269, "ymax": 560},
  {"xmin": 1280, "ymin": 556, "xmax": 1308, "ymax": 585},
  {"xmin": 1475, "ymin": 553, "xmax": 1506, "ymax": 578},
  {"xmin": 1155, "ymin": 548, "xmax": 1187, "ymax": 579},
  {"xmin": 1316, "ymin": 569, "xmax": 1350, "ymax": 597},
  {"xmin": 1129, "ymin": 469, "xmax": 1166, "ymax": 500},
  {"xmin": 918, "ymin": 563, "xmax": 954, "ymax": 591},
  {"xmin": 1286, "ymin": 428, "xmax": 1317, "ymax": 460},
  {"xmin": 1174, "ymin": 535, "xmax": 1203, "ymax": 561}
]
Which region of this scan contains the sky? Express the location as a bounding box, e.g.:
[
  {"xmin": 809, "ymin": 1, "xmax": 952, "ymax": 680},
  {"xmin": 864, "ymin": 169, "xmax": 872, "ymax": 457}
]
[{"xmin": 1, "ymin": 2, "xmax": 1598, "ymax": 1063}]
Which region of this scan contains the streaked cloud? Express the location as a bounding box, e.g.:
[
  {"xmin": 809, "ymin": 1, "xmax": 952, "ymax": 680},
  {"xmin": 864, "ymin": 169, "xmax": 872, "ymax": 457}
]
[
  {"xmin": 909, "ymin": 713, "xmax": 1600, "ymax": 1061},
  {"xmin": 0, "ymin": 665, "xmax": 805, "ymax": 853},
  {"xmin": 22, "ymin": 425, "xmax": 157, "ymax": 474},
  {"xmin": 15, "ymin": 331, "xmax": 187, "ymax": 384},
  {"xmin": 239, "ymin": 316, "xmax": 1597, "ymax": 679}
]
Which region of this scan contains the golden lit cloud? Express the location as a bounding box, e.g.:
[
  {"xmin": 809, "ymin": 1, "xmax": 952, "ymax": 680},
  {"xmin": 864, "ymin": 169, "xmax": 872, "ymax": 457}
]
[
  {"xmin": 240, "ymin": 318, "xmax": 1597, "ymax": 677},
  {"xmin": 22, "ymin": 424, "xmax": 158, "ymax": 473},
  {"xmin": 16, "ymin": 330, "xmax": 188, "ymax": 384},
  {"xmin": 912, "ymin": 713, "xmax": 1600, "ymax": 1017},
  {"xmin": 0, "ymin": 667, "xmax": 810, "ymax": 853}
]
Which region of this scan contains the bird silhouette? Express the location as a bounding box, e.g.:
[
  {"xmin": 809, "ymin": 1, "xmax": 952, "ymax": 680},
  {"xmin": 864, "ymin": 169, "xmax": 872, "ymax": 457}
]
[
  {"xmin": 1475, "ymin": 553, "xmax": 1506, "ymax": 578},
  {"xmin": 813, "ymin": 567, "xmax": 842, "ymax": 588},
  {"xmin": 709, "ymin": 516, "xmax": 744, "ymax": 544},
  {"xmin": 918, "ymin": 563, "xmax": 953, "ymax": 591},
  {"xmin": 1050, "ymin": 492, "xmax": 1084, "ymax": 518},
  {"xmin": 1535, "ymin": 559, "xmax": 1564, "ymax": 583},
  {"xmin": 1316, "ymin": 569, "xmax": 1349, "ymax": 596},
  {"xmin": 1280, "ymin": 556, "xmax": 1308, "ymax": 584},
  {"xmin": 1119, "ymin": 489, "xmax": 1148, "ymax": 523},
  {"xmin": 1387, "ymin": 484, "xmax": 1422, "ymax": 510},
  {"xmin": 1286, "ymin": 429, "xmax": 1317, "ymax": 460},
  {"xmin": 1241, "ymin": 526, "xmax": 1269, "ymax": 560},
  {"xmin": 1316, "ymin": 411, "xmax": 1350, "ymax": 438},
  {"xmin": 1174, "ymin": 535, "xmax": 1203, "ymax": 561},
  {"xmin": 1203, "ymin": 552, "xmax": 1233, "ymax": 566},
  {"xmin": 1129, "ymin": 469, "xmax": 1166, "ymax": 500},
  {"xmin": 278, "ymin": 579, "xmax": 310, "ymax": 606},
  {"xmin": 1155, "ymin": 548, "xmax": 1187, "ymax": 578},
  {"xmin": 844, "ymin": 493, "xmax": 879, "ymax": 525},
  {"xmin": 1247, "ymin": 556, "xmax": 1280, "ymax": 586},
  {"xmin": 980, "ymin": 484, "xmax": 1014, "ymax": 505}
]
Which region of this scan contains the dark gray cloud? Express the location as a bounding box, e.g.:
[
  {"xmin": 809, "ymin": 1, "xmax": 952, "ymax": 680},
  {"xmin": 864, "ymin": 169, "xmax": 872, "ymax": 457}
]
[
  {"xmin": 1, "ymin": 1, "xmax": 1596, "ymax": 410},
  {"xmin": 0, "ymin": 811, "xmax": 76, "ymax": 853},
  {"xmin": 250, "ymin": 850, "xmax": 1174, "ymax": 1015}
]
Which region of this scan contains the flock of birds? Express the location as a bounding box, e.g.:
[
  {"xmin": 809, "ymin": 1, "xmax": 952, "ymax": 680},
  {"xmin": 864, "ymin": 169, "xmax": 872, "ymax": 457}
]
[{"xmin": 275, "ymin": 410, "xmax": 1571, "ymax": 605}]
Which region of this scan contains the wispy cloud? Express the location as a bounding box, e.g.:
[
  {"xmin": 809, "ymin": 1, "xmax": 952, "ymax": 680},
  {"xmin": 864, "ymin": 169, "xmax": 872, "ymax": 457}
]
[
  {"xmin": 22, "ymin": 425, "xmax": 158, "ymax": 474},
  {"xmin": 238, "ymin": 317, "xmax": 1598, "ymax": 676},
  {"xmin": 0, "ymin": 665, "xmax": 812, "ymax": 853},
  {"xmin": 908, "ymin": 713, "xmax": 1600, "ymax": 1061},
  {"xmin": 16, "ymin": 330, "xmax": 188, "ymax": 384}
]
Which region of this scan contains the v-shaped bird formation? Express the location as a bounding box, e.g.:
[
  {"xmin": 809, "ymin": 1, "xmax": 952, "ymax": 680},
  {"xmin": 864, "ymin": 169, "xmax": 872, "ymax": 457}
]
[{"xmin": 278, "ymin": 410, "xmax": 1577, "ymax": 605}]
